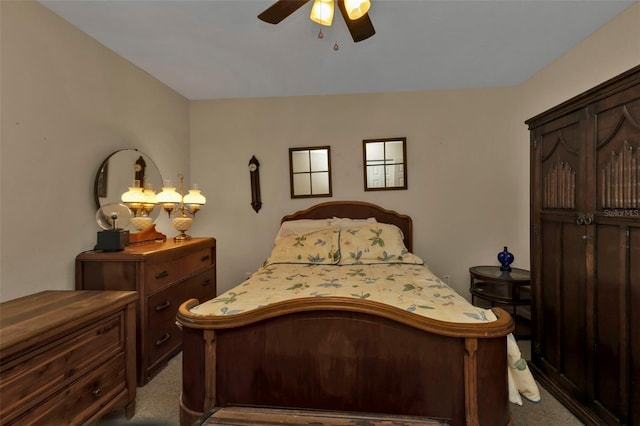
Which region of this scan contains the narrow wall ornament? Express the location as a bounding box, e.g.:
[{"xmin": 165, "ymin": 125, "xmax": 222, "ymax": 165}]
[{"xmin": 248, "ymin": 156, "xmax": 262, "ymax": 213}]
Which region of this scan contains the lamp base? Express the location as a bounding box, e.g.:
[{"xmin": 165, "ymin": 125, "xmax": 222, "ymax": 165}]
[
  {"xmin": 172, "ymin": 216, "xmax": 193, "ymax": 242},
  {"xmin": 131, "ymin": 216, "xmax": 153, "ymax": 231},
  {"xmin": 174, "ymin": 231, "xmax": 192, "ymax": 241}
]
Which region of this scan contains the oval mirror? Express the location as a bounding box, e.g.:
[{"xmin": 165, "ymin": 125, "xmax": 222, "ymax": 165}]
[{"xmin": 94, "ymin": 149, "xmax": 163, "ymax": 226}]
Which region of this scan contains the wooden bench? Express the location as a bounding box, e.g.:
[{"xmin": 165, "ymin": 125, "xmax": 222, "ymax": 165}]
[{"xmin": 197, "ymin": 406, "xmax": 445, "ymax": 425}]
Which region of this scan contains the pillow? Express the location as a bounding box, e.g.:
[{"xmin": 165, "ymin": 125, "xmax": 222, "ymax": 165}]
[
  {"xmin": 275, "ymin": 219, "xmax": 332, "ymax": 242},
  {"xmin": 266, "ymin": 226, "xmax": 340, "ymax": 265},
  {"xmin": 329, "ymin": 217, "xmax": 377, "ymax": 230},
  {"xmin": 338, "ymin": 223, "xmax": 423, "ymax": 265}
]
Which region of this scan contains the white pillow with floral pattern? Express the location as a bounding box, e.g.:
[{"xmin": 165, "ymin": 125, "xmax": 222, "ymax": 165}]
[
  {"xmin": 275, "ymin": 219, "xmax": 332, "ymax": 242},
  {"xmin": 266, "ymin": 226, "xmax": 340, "ymax": 265},
  {"xmin": 339, "ymin": 223, "xmax": 423, "ymax": 265}
]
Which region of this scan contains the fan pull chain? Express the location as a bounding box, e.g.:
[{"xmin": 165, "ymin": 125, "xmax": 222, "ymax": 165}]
[{"xmin": 317, "ymin": 26, "xmax": 338, "ymax": 51}]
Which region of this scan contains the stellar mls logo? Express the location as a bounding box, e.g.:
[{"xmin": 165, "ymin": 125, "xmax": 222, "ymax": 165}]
[{"xmin": 603, "ymin": 209, "xmax": 640, "ymax": 217}]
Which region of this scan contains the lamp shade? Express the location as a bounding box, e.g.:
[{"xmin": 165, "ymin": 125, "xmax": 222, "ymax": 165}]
[
  {"xmin": 183, "ymin": 189, "xmax": 206, "ymax": 206},
  {"xmin": 344, "ymin": 0, "xmax": 370, "ymax": 20},
  {"xmin": 157, "ymin": 187, "xmax": 182, "ymax": 204},
  {"xmin": 121, "ymin": 186, "xmax": 145, "ymax": 204},
  {"xmin": 143, "ymin": 188, "xmax": 158, "ymax": 205},
  {"xmin": 310, "ymin": 0, "xmax": 334, "ymax": 26}
]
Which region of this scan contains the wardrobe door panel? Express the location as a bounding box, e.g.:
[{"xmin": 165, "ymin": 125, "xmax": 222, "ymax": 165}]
[
  {"xmin": 538, "ymin": 219, "xmax": 587, "ymax": 398},
  {"xmin": 535, "ymin": 110, "xmax": 588, "ymax": 399},
  {"xmin": 593, "ymin": 224, "xmax": 625, "ymax": 424},
  {"xmin": 539, "ymin": 221, "xmax": 561, "ymax": 368},
  {"xmin": 594, "ymin": 96, "xmax": 640, "ymax": 213},
  {"xmin": 592, "ymin": 78, "xmax": 640, "ymax": 425},
  {"xmin": 539, "ymin": 120, "xmax": 583, "ymax": 212},
  {"xmin": 560, "ymin": 222, "xmax": 587, "ymax": 397},
  {"xmin": 630, "ymin": 227, "xmax": 640, "ymax": 426}
]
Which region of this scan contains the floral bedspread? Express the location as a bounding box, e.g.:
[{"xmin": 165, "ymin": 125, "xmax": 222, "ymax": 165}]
[
  {"xmin": 189, "ymin": 262, "xmax": 540, "ymax": 405},
  {"xmin": 190, "ymin": 262, "xmax": 495, "ymax": 324}
]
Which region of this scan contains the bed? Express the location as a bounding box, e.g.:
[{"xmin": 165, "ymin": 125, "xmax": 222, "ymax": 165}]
[{"xmin": 176, "ymin": 201, "xmax": 538, "ymax": 426}]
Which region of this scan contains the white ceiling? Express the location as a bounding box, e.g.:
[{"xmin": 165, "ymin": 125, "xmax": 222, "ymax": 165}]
[{"xmin": 40, "ymin": 0, "xmax": 636, "ymax": 100}]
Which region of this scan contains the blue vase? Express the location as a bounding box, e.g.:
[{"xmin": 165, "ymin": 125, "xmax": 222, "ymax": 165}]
[{"xmin": 498, "ymin": 246, "xmax": 514, "ymax": 272}]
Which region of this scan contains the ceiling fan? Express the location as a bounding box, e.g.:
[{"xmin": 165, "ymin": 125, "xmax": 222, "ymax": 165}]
[{"xmin": 258, "ymin": 0, "xmax": 375, "ymax": 43}]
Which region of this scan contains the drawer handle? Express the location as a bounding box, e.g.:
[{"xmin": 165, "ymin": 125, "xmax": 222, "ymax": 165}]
[
  {"xmin": 155, "ymin": 270, "xmax": 169, "ymax": 279},
  {"xmin": 156, "ymin": 332, "xmax": 171, "ymax": 346},
  {"xmin": 92, "ymin": 388, "xmax": 102, "ymax": 398},
  {"xmin": 201, "ymin": 255, "xmax": 210, "ymax": 262},
  {"xmin": 201, "ymin": 279, "xmax": 211, "ymax": 287},
  {"xmin": 155, "ymin": 300, "xmax": 171, "ymax": 311}
]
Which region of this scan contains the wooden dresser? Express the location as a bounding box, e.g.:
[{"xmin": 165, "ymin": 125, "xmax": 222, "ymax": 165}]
[
  {"xmin": 76, "ymin": 237, "xmax": 216, "ymax": 385},
  {"xmin": 0, "ymin": 290, "xmax": 137, "ymax": 425}
]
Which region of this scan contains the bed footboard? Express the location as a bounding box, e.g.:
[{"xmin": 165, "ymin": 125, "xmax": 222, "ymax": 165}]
[{"xmin": 177, "ymin": 297, "xmax": 514, "ymax": 426}]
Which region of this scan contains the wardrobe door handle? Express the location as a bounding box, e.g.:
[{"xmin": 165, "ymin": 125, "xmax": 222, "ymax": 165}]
[
  {"xmin": 155, "ymin": 270, "xmax": 169, "ymax": 279},
  {"xmin": 576, "ymin": 214, "xmax": 585, "ymax": 225},
  {"xmin": 155, "ymin": 300, "xmax": 171, "ymax": 311},
  {"xmin": 584, "ymin": 213, "xmax": 594, "ymax": 225},
  {"xmin": 156, "ymin": 333, "xmax": 171, "ymax": 346}
]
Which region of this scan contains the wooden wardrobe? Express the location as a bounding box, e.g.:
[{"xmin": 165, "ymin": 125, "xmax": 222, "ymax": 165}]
[{"xmin": 527, "ymin": 65, "xmax": 640, "ymax": 425}]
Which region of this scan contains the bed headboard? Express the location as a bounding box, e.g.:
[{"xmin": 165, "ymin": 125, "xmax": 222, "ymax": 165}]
[{"xmin": 281, "ymin": 201, "xmax": 413, "ymax": 252}]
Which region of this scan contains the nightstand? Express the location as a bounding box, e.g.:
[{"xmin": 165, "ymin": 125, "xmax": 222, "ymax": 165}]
[{"xmin": 469, "ymin": 265, "xmax": 531, "ymax": 338}]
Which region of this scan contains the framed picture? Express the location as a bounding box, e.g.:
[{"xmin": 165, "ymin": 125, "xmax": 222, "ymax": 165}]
[
  {"xmin": 363, "ymin": 137, "xmax": 407, "ymax": 191},
  {"xmin": 289, "ymin": 146, "xmax": 332, "ymax": 198}
]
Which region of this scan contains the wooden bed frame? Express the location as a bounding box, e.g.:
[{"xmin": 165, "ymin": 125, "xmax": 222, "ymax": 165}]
[{"xmin": 177, "ymin": 201, "xmax": 514, "ymax": 426}]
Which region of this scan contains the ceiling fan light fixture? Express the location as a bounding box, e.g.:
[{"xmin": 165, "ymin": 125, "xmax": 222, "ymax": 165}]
[
  {"xmin": 310, "ymin": 0, "xmax": 334, "ymax": 26},
  {"xmin": 344, "ymin": 0, "xmax": 370, "ymax": 20}
]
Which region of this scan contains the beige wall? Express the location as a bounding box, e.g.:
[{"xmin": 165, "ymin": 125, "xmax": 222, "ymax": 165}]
[
  {"xmin": 0, "ymin": 1, "xmax": 190, "ymax": 301},
  {"xmin": 190, "ymin": 88, "xmax": 523, "ymax": 296},
  {"xmin": 1, "ymin": 1, "xmax": 638, "ymax": 302},
  {"xmin": 191, "ymin": 2, "xmax": 640, "ymax": 297}
]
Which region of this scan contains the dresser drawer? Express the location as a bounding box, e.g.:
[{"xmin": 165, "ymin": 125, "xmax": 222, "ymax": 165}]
[
  {"xmin": 182, "ymin": 263, "xmax": 216, "ymax": 303},
  {"xmin": 147, "ymin": 264, "xmax": 216, "ymax": 367},
  {"xmin": 145, "ymin": 247, "xmax": 214, "ymax": 293},
  {"xmin": 0, "ymin": 312, "xmax": 125, "ymax": 421},
  {"xmin": 185, "ymin": 246, "xmax": 214, "ymax": 271},
  {"xmin": 10, "ymin": 354, "xmax": 127, "ymax": 425}
]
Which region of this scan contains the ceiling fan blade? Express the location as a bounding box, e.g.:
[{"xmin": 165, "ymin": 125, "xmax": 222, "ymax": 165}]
[
  {"xmin": 258, "ymin": 0, "xmax": 311, "ymax": 24},
  {"xmin": 337, "ymin": 0, "xmax": 375, "ymax": 42}
]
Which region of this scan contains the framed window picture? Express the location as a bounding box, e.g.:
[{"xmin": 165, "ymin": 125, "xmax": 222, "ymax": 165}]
[
  {"xmin": 289, "ymin": 146, "xmax": 332, "ymax": 198},
  {"xmin": 363, "ymin": 137, "xmax": 407, "ymax": 191}
]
